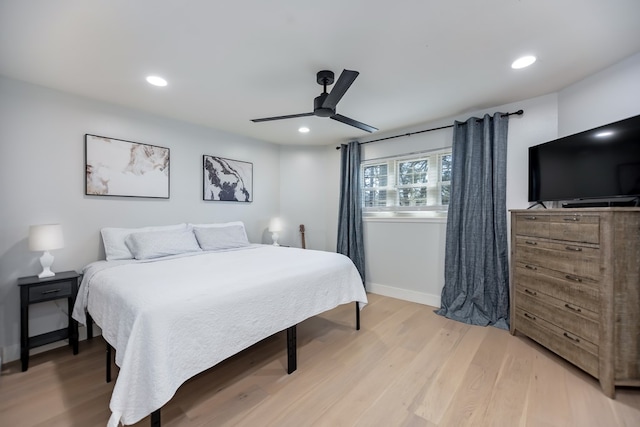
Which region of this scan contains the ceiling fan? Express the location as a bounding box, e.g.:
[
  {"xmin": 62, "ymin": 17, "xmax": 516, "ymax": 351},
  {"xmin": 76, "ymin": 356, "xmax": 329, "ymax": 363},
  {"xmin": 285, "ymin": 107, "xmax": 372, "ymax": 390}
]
[{"xmin": 251, "ymin": 69, "xmax": 378, "ymax": 133}]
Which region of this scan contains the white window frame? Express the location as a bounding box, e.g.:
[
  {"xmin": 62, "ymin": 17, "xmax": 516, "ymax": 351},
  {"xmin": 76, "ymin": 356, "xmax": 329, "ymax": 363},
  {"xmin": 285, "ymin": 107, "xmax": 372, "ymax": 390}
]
[{"xmin": 361, "ymin": 148, "xmax": 452, "ymax": 217}]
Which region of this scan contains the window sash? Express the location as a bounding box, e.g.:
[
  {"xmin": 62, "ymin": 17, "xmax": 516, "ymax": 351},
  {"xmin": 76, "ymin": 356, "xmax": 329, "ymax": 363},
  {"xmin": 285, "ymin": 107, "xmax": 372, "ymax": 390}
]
[{"xmin": 361, "ymin": 148, "xmax": 451, "ymax": 212}]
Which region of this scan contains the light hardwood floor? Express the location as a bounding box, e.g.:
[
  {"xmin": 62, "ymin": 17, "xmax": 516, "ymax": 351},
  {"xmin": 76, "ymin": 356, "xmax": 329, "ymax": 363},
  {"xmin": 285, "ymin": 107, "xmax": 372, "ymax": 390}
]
[{"xmin": 1, "ymin": 293, "xmax": 638, "ymax": 426}]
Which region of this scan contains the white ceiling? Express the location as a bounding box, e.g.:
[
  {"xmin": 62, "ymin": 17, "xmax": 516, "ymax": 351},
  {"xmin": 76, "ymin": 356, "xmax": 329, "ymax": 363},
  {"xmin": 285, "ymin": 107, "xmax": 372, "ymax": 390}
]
[{"xmin": 1, "ymin": 0, "xmax": 640, "ymax": 146}]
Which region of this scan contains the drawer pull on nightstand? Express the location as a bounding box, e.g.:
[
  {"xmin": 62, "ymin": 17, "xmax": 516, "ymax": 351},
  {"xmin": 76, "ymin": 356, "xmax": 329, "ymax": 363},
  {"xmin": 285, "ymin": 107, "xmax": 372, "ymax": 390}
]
[
  {"xmin": 565, "ymin": 246, "xmax": 583, "ymax": 252},
  {"xmin": 563, "ymin": 217, "xmax": 580, "ymax": 221},
  {"xmin": 524, "ymin": 240, "xmax": 537, "ymax": 245},
  {"xmin": 41, "ymin": 288, "xmax": 62, "ymax": 295},
  {"xmin": 563, "ymin": 332, "xmax": 581, "ymax": 343},
  {"xmin": 524, "ymin": 264, "xmax": 537, "ymax": 270},
  {"xmin": 524, "ymin": 289, "xmax": 537, "ymax": 296},
  {"xmin": 565, "ymin": 274, "xmax": 582, "ymax": 283},
  {"xmin": 524, "ymin": 312, "xmax": 536, "ymax": 321},
  {"xmin": 565, "ymin": 303, "xmax": 582, "ymax": 313},
  {"xmin": 524, "ymin": 216, "xmax": 537, "ymax": 220}
]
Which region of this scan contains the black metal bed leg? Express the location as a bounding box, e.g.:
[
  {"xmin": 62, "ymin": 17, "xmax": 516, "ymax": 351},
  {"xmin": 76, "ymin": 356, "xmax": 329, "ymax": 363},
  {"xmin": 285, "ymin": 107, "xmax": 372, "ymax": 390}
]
[
  {"xmin": 106, "ymin": 342, "xmax": 112, "ymax": 383},
  {"xmin": 150, "ymin": 409, "xmax": 161, "ymax": 427},
  {"xmin": 287, "ymin": 325, "xmax": 297, "ymax": 374},
  {"xmin": 356, "ymin": 302, "xmax": 360, "ymax": 330}
]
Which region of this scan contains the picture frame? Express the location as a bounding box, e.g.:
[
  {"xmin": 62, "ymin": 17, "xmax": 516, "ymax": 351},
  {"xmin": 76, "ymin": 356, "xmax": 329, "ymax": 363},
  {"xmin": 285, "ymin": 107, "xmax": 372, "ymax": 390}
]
[
  {"xmin": 203, "ymin": 155, "xmax": 253, "ymax": 202},
  {"xmin": 85, "ymin": 134, "xmax": 170, "ymax": 198}
]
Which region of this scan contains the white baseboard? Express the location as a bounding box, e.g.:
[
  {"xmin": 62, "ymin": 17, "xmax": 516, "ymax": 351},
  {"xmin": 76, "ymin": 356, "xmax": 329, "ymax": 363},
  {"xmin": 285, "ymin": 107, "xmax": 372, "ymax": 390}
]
[
  {"xmin": 1, "ymin": 324, "xmax": 102, "ymax": 365},
  {"xmin": 366, "ymin": 282, "xmax": 441, "ymax": 308}
]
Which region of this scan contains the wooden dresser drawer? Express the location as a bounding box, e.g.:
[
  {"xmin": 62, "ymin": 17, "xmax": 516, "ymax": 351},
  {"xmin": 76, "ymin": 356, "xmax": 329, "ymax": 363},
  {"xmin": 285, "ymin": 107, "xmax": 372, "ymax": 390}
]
[
  {"xmin": 515, "ymin": 287, "xmax": 599, "ymax": 344},
  {"xmin": 514, "ymin": 214, "xmax": 549, "ymax": 238},
  {"xmin": 514, "ymin": 262, "xmax": 600, "ymax": 313},
  {"xmin": 515, "ymin": 308, "xmax": 598, "ymax": 377},
  {"xmin": 549, "ymin": 215, "xmax": 599, "ymax": 244},
  {"xmin": 514, "ymin": 238, "xmax": 601, "ymax": 280}
]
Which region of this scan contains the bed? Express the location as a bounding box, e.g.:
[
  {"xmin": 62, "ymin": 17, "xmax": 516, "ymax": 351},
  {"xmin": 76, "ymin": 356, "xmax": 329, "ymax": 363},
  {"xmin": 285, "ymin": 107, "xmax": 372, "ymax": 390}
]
[{"xmin": 71, "ymin": 222, "xmax": 368, "ymax": 427}]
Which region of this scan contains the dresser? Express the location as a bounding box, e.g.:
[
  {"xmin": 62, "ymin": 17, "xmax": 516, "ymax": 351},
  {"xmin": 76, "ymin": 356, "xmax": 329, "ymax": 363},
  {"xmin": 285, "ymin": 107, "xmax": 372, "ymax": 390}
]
[{"xmin": 510, "ymin": 208, "xmax": 640, "ymax": 398}]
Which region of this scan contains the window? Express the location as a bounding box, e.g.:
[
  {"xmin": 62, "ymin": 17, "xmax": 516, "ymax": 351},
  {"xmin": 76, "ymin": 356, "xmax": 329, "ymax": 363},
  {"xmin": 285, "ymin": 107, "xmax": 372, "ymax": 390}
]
[{"xmin": 361, "ymin": 148, "xmax": 452, "ymax": 215}]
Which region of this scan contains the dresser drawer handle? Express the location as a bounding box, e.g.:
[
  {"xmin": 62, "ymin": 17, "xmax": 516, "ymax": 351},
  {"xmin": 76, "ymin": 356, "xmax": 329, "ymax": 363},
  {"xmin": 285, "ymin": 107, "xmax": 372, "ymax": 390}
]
[
  {"xmin": 563, "ymin": 217, "xmax": 580, "ymax": 222},
  {"xmin": 524, "ymin": 289, "xmax": 537, "ymax": 296},
  {"xmin": 564, "ymin": 303, "xmax": 582, "ymax": 313},
  {"xmin": 524, "ymin": 312, "xmax": 536, "ymax": 321},
  {"xmin": 565, "ymin": 274, "xmax": 583, "ymax": 283},
  {"xmin": 524, "ymin": 216, "xmax": 537, "ymax": 220},
  {"xmin": 524, "ymin": 265, "xmax": 537, "ymax": 271},
  {"xmin": 41, "ymin": 288, "xmax": 62, "ymax": 295},
  {"xmin": 524, "ymin": 240, "xmax": 537, "ymax": 246},
  {"xmin": 565, "ymin": 246, "xmax": 583, "ymax": 252},
  {"xmin": 563, "ymin": 332, "xmax": 581, "ymax": 343}
]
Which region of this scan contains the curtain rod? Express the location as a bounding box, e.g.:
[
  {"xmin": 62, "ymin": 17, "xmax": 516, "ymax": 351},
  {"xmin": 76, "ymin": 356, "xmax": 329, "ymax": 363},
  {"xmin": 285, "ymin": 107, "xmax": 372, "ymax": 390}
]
[{"xmin": 335, "ymin": 109, "xmax": 524, "ymax": 150}]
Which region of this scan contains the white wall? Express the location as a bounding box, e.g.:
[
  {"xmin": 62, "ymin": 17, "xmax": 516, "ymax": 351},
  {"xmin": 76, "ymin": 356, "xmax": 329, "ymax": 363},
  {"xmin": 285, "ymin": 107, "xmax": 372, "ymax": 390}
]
[
  {"xmin": 558, "ymin": 52, "xmax": 640, "ymax": 137},
  {"xmin": 278, "ymin": 145, "xmax": 333, "ymax": 250},
  {"xmin": 0, "ymin": 77, "xmax": 281, "ymax": 362}
]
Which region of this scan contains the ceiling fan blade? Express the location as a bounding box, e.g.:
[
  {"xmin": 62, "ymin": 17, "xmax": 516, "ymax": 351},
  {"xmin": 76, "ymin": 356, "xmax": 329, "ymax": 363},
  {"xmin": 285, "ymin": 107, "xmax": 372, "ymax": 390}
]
[
  {"xmin": 331, "ymin": 114, "xmax": 378, "ymax": 133},
  {"xmin": 251, "ymin": 112, "xmax": 314, "ymax": 122},
  {"xmin": 322, "ymin": 69, "xmax": 359, "ymax": 110}
]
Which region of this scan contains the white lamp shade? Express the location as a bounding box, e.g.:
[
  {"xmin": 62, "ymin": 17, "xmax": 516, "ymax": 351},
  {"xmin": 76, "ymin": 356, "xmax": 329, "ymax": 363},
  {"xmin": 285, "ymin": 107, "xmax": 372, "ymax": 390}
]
[
  {"xmin": 268, "ymin": 217, "xmax": 283, "ymax": 232},
  {"xmin": 29, "ymin": 224, "xmax": 64, "ymax": 251}
]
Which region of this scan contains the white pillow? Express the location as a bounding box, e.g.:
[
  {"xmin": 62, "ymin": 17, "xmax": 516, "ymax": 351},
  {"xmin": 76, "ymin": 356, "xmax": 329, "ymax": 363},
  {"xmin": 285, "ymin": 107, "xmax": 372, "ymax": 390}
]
[
  {"xmin": 101, "ymin": 223, "xmax": 188, "ymax": 261},
  {"xmin": 193, "ymin": 225, "xmax": 250, "ymax": 251},
  {"xmin": 125, "ymin": 229, "xmax": 201, "ymax": 260},
  {"xmin": 188, "ymin": 221, "xmax": 246, "ymax": 229}
]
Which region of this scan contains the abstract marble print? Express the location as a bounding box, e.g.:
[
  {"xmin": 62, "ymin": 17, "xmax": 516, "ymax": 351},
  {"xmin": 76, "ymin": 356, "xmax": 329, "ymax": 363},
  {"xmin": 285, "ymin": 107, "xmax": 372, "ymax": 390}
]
[
  {"xmin": 85, "ymin": 134, "xmax": 170, "ymax": 198},
  {"xmin": 203, "ymin": 155, "xmax": 252, "ymax": 202}
]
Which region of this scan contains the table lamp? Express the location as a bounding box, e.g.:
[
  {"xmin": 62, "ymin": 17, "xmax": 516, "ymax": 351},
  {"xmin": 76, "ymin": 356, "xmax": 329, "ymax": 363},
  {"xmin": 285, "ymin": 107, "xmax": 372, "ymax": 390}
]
[
  {"xmin": 28, "ymin": 224, "xmax": 64, "ymax": 278},
  {"xmin": 268, "ymin": 218, "xmax": 282, "ymax": 246}
]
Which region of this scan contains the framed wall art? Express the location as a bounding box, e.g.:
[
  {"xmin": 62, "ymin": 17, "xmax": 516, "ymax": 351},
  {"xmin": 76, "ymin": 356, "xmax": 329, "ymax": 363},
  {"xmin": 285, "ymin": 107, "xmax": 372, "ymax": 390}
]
[
  {"xmin": 203, "ymin": 155, "xmax": 253, "ymax": 202},
  {"xmin": 85, "ymin": 134, "xmax": 170, "ymax": 198}
]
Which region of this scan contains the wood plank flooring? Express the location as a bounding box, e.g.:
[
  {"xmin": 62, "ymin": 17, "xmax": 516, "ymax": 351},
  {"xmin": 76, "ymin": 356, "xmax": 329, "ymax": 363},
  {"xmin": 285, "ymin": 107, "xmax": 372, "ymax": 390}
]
[{"xmin": 1, "ymin": 293, "xmax": 638, "ymax": 426}]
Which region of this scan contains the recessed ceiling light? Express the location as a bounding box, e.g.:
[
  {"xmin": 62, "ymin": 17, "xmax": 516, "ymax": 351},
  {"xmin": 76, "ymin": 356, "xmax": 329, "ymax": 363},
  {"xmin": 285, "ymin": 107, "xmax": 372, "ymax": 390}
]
[
  {"xmin": 298, "ymin": 127, "xmax": 310, "ymax": 133},
  {"xmin": 511, "ymin": 55, "xmax": 536, "ymax": 69},
  {"xmin": 146, "ymin": 76, "xmax": 167, "ymax": 87}
]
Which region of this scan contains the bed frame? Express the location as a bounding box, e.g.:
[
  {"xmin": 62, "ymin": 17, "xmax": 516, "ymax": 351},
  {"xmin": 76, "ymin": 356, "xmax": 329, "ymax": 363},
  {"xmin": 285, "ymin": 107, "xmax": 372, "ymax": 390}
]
[{"xmin": 98, "ymin": 301, "xmax": 361, "ymax": 426}]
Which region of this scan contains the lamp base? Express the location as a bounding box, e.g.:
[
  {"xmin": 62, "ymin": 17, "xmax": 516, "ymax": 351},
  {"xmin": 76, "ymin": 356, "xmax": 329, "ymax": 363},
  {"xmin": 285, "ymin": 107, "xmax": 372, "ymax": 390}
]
[
  {"xmin": 38, "ymin": 251, "xmax": 56, "ymax": 278},
  {"xmin": 271, "ymin": 232, "xmax": 280, "ymax": 246}
]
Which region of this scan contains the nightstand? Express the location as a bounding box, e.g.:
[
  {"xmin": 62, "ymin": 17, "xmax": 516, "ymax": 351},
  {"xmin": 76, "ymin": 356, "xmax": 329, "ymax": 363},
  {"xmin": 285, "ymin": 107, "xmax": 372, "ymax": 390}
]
[{"xmin": 18, "ymin": 270, "xmax": 80, "ymax": 372}]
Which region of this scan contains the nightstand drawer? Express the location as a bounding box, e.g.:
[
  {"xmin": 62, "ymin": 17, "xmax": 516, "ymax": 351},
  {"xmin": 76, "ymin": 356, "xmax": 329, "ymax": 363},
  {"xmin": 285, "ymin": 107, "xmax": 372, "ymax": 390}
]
[{"xmin": 28, "ymin": 280, "xmax": 73, "ymax": 303}]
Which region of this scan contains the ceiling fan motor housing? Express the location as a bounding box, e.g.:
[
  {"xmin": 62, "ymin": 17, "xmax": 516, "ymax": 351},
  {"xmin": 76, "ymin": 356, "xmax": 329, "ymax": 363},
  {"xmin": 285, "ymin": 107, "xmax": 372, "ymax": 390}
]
[{"xmin": 314, "ymin": 93, "xmax": 335, "ymax": 117}]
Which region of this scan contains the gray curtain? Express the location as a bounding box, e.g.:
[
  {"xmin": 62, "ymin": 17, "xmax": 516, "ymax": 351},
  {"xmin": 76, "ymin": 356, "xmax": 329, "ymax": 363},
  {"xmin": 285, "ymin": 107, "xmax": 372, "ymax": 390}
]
[
  {"xmin": 436, "ymin": 113, "xmax": 510, "ymax": 329},
  {"xmin": 337, "ymin": 141, "xmax": 365, "ymax": 286}
]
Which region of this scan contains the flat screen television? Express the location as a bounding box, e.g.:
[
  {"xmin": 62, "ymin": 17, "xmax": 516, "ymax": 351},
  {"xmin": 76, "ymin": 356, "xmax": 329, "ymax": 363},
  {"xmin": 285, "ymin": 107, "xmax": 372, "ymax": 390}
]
[{"xmin": 528, "ymin": 114, "xmax": 640, "ymax": 207}]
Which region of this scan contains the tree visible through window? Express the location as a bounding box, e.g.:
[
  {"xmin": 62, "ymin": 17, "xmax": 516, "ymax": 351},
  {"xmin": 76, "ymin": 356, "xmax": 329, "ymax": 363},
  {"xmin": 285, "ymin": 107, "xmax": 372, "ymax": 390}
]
[{"xmin": 361, "ymin": 148, "xmax": 452, "ymax": 213}]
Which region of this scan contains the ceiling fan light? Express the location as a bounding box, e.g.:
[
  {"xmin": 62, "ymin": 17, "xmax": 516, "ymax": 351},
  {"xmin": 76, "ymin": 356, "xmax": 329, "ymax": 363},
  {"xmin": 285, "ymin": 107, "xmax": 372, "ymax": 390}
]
[
  {"xmin": 298, "ymin": 127, "xmax": 310, "ymax": 133},
  {"xmin": 511, "ymin": 55, "xmax": 536, "ymax": 69}
]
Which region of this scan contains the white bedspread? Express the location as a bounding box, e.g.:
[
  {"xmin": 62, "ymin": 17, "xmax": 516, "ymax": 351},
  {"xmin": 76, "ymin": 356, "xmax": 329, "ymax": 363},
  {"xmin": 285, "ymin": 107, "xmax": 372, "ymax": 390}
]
[{"xmin": 72, "ymin": 245, "xmax": 367, "ymax": 426}]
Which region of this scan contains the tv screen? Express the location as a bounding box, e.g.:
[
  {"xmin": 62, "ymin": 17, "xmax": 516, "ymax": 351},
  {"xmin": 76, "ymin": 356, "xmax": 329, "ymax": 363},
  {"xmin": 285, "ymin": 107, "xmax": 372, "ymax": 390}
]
[{"xmin": 528, "ymin": 114, "xmax": 640, "ymax": 205}]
